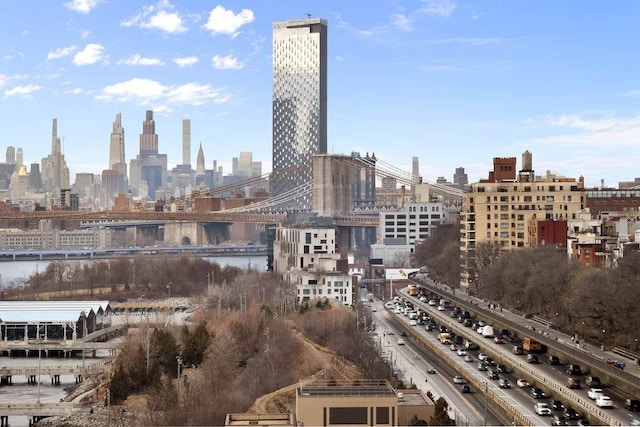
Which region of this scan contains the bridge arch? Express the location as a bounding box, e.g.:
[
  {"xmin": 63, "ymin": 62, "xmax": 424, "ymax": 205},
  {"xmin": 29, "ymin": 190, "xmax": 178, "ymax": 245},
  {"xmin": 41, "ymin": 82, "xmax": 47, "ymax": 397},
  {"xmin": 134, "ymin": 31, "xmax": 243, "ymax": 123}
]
[{"xmin": 180, "ymin": 236, "xmax": 192, "ymax": 246}]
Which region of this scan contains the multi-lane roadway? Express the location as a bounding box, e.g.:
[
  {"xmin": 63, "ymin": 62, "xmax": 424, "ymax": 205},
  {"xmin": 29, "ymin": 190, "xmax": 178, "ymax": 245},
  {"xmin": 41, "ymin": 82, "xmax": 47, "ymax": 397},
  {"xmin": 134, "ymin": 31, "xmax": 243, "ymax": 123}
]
[{"xmin": 385, "ymin": 281, "xmax": 640, "ymax": 426}]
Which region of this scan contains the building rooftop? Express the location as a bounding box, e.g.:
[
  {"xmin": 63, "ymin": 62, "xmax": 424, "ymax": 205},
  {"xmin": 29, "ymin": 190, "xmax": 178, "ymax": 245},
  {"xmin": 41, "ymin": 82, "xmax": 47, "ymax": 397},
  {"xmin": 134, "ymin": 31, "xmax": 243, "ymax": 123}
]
[
  {"xmin": 225, "ymin": 413, "xmax": 295, "ymax": 426},
  {"xmin": 297, "ymin": 379, "xmax": 396, "ymax": 397}
]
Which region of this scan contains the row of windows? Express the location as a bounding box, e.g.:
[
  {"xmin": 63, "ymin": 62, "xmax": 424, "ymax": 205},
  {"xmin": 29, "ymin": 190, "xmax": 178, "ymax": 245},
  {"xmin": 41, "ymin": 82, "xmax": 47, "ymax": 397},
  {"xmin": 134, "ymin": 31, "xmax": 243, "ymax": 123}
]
[
  {"xmin": 476, "ymin": 184, "xmax": 577, "ymax": 193},
  {"xmin": 300, "ymin": 287, "xmax": 348, "ymax": 295}
]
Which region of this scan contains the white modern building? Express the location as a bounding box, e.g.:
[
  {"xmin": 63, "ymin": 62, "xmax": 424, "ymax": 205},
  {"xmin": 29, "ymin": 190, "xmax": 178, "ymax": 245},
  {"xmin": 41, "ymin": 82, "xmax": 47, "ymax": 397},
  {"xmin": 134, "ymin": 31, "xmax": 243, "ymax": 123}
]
[
  {"xmin": 273, "ymin": 225, "xmax": 353, "ymax": 306},
  {"xmin": 371, "ymin": 201, "xmax": 449, "ymax": 264}
]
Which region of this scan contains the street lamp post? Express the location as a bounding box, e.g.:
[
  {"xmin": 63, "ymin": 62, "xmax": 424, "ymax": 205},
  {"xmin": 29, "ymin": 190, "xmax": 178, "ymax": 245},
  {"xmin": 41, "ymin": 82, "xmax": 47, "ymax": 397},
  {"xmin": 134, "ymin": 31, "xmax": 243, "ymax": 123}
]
[{"xmin": 176, "ymin": 355, "xmax": 182, "ymax": 378}]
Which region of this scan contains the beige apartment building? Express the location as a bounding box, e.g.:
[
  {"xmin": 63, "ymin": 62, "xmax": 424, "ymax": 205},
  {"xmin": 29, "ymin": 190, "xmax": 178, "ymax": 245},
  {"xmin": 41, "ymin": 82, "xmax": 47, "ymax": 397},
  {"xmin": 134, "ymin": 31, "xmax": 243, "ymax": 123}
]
[
  {"xmin": 295, "ymin": 380, "xmax": 434, "ymax": 426},
  {"xmin": 460, "ymin": 152, "xmax": 585, "ymax": 288}
]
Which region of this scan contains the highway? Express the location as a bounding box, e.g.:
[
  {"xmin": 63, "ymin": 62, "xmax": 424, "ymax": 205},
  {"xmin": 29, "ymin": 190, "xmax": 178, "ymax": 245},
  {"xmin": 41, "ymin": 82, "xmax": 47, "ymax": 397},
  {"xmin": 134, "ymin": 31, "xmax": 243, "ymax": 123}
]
[
  {"xmin": 371, "ymin": 300, "xmax": 511, "ymax": 426},
  {"xmin": 391, "ymin": 277, "xmax": 640, "ymax": 426}
]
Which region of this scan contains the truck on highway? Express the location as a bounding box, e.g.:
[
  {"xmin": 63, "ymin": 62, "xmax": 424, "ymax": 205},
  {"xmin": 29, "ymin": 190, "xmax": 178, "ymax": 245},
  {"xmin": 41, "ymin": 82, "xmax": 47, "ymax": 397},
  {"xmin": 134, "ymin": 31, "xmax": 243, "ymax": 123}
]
[
  {"xmin": 438, "ymin": 333, "xmax": 451, "ymax": 344},
  {"xmin": 523, "ymin": 337, "xmax": 546, "ymax": 353},
  {"xmin": 482, "ymin": 325, "xmax": 495, "ymax": 338}
]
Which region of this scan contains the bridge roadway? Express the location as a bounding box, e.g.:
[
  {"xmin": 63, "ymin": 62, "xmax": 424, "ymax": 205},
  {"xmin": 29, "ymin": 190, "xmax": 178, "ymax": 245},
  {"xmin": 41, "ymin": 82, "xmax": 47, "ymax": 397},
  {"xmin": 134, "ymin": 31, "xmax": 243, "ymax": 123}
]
[
  {"xmin": 0, "ymin": 244, "xmax": 268, "ymax": 261},
  {"xmin": 399, "ymin": 278, "xmax": 640, "ymax": 425},
  {"xmin": 0, "ymin": 209, "xmax": 380, "ymax": 227}
]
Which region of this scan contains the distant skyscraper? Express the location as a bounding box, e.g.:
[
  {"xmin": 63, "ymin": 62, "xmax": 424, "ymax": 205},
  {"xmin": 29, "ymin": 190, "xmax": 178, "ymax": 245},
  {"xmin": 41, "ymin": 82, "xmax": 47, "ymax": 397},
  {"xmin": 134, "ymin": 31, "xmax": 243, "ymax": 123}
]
[
  {"xmin": 272, "ymin": 18, "xmax": 328, "ymax": 211},
  {"xmin": 238, "ymin": 152, "xmax": 252, "ymax": 178},
  {"xmin": 107, "ymin": 113, "xmax": 128, "ymax": 197},
  {"xmin": 182, "ymin": 119, "xmax": 191, "ymax": 166},
  {"xmin": 109, "ymin": 113, "xmax": 126, "ymax": 170},
  {"xmin": 6, "ymin": 147, "xmax": 15, "ymax": 165},
  {"xmin": 41, "ymin": 118, "xmax": 70, "ymax": 193},
  {"xmin": 16, "ymin": 148, "xmax": 23, "ymax": 167},
  {"xmin": 29, "ymin": 163, "xmax": 42, "ymax": 190},
  {"xmin": 129, "ymin": 110, "xmax": 167, "ymax": 200},
  {"xmin": 139, "ymin": 110, "xmax": 159, "ymax": 154},
  {"xmin": 196, "ymin": 143, "xmax": 205, "ymax": 176},
  {"xmin": 412, "ymin": 157, "xmax": 420, "ymax": 181},
  {"xmin": 453, "ymin": 166, "xmax": 468, "ymax": 190}
]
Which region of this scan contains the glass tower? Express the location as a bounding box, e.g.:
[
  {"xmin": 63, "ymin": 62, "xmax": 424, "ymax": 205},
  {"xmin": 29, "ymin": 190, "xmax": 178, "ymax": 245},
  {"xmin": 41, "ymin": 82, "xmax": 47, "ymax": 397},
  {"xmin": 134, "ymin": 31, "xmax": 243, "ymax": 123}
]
[{"xmin": 272, "ymin": 18, "xmax": 327, "ymax": 211}]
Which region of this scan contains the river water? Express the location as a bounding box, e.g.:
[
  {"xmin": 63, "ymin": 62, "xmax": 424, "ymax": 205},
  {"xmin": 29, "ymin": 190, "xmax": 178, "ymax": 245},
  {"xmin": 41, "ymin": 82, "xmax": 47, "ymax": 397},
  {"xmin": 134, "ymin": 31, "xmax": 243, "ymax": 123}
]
[{"xmin": 0, "ymin": 255, "xmax": 268, "ymax": 287}]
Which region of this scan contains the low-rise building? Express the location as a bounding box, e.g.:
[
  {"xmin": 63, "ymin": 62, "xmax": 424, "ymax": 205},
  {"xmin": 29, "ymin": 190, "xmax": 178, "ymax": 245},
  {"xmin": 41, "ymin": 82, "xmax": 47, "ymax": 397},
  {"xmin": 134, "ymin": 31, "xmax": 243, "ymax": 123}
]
[{"xmin": 295, "ymin": 379, "xmax": 434, "ymax": 426}]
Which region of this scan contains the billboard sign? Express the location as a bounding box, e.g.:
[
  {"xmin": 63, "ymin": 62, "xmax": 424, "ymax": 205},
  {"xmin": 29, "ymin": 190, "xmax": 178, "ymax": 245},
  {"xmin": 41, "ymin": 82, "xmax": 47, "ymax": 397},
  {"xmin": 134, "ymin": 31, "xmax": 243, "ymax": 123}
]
[{"xmin": 385, "ymin": 268, "xmax": 420, "ymax": 280}]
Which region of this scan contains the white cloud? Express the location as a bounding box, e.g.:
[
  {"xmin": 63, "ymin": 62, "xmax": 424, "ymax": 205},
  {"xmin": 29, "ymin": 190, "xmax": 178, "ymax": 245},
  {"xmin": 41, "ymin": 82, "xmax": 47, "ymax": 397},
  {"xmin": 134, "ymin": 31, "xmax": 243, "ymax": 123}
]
[
  {"xmin": 47, "ymin": 45, "xmax": 77, "ymax": 61},
  {"xmin": 212, "ymin": 54, "xmax": 244, "ymax": 70},
  {"xmin": 526, "ymin": 113, "xmax": 640, "ymax": 149},
  {"xmin": 336, "ymin": 19, "xmax": 387, "ymax": 38},
  {"xmin": 73, "ymin": 44, "xmax": 108, "ymax": 66},
  {"xmin": 418, "ymin": 0, "xmax": 456, "ymax": 17},
  {"xmin": 335, "ymin": 55, "xmax": 344, "ymax": 62},
  {"xmin": 173, "ymin": 56, "xmax": 199, "ymax": 68},
  {"xmin": 204, "ymin": 5, "xmax": 254, "ymax": 36},
  {"xmin": 95, "ymin": 77, "xmax": 231, "ymax": 106},
  {"xmin": 4, "ymin": 84, "xmax": 42, "ymax": 98},
  {"xmin": 167, "ymin": 83, "xmax": 230, "ymax": 105},
  {"xmin": 0, "ymin": 75, "xmax": 7, "ymax": 87},
  {"xmin": 117, "ymin": 54, "xmax": 165, "ymax": 66},
  {"xmin": 391, "ymin": 13, "xmax": 413, "ymax": 32},
  {"xmin": 66, "ymin": 88, "xmax": 89, "ymax": 95},
  {"xmin": 80, "ymin": 30, "xmax": 90, "ymax": 39},
  {"xmin": 425, "ymin": 37, "xmax": 502, "ymax": 46},
  {"xmin": 64, "ymin": 0, "xmax": 99, "ymax": 14},
  {"xmin": 122, "ymin": 1, "xmax": 187, "ymax": 34}
]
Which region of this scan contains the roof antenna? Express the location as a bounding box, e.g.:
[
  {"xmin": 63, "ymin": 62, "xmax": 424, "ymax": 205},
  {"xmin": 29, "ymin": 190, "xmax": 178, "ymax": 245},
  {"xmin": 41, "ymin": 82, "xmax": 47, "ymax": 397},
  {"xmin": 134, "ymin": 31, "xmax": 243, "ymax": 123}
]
[{"xmin": 306, "ymin": 13, "xmax": 311, "ymax": 19}]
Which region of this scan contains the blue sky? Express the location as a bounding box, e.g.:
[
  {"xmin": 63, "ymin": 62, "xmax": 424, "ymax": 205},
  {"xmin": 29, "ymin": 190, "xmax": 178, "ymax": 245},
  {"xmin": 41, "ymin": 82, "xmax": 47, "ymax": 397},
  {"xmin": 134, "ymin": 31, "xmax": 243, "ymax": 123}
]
[{"xmin": 2, "ymin": 0, "xmax": 640, "ymax": 188}]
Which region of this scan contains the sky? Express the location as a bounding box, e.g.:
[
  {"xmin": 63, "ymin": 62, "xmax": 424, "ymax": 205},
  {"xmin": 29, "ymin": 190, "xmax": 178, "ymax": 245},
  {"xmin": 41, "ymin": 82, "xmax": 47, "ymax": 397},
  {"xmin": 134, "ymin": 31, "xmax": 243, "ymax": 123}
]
[{"xmin": 2, "ymin": 0, "xmax": 640, "ymax": 188}]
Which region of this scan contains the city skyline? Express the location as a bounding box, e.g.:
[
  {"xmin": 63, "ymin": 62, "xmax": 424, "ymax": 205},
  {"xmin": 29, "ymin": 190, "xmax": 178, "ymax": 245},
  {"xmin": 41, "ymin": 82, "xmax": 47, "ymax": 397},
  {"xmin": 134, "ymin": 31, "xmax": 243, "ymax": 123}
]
[{"xmin": 2, "ymin": 1, "xmax": 640, "ymax": 187}]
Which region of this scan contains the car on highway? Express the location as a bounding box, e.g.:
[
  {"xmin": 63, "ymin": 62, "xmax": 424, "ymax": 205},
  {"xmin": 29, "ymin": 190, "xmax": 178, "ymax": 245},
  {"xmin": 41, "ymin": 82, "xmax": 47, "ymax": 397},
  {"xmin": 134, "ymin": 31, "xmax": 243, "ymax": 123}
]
[
  {"xmin": 516, "ymin": 378, "xmax": 530, "ymax": 387},
  {"xmin": 595, "ymin": 396, "xmax": 613, "ymax": 408},
  {"xmin": 527, "ymin": 354, "xmax": 539, "ymax": 364},
  {"xmin": 460, "ymin": 384, "xmax": 471, "ymax": 393},
  {"xmin": 437, "ymin": 305, "xmax": 446, "ymax": 311},
  {"xmin": 626, "ymin": 398, "xmax": 640, "ymax": 411},
  {"xmin": 452, "ymin": 376, "xmax": 465, "ymax": 384},
  {"xmin": 531, "ymin": 387, "xmax": 546, "ymax": 399},
  {"xmin": 477, "ymin": 362, "xmax": 488, "ymax": 371},
  {"xmin": 478, "ymin": 353, "xmax": 488, "ymax": 361},
  {"xmin": 551, "ymin": 400, "xmax": 565, "ymax": 411},
  {"xmin": 498, "ymin": 378, "xmax": 510, "ymax": 389},
  {"xmin": 426, "ymin": 367, "xmax": 437, "ymax": 374},
  {"xmin": 549, "ymin": 355, "xmax": 560, "ymax": 365},
  {"xmin": 534, "ymin": 403, "xmax": 551, "ymax": 416},
  {"xmin": 387, "ymin": 330, "xmax": 394, "ymax": 335},
  {"xmin": 496, "ymin": 364, "xmax": 509, "ymax": 373},
  {"xmin": 585, "ymin": 376, "xmax": 601, "ymax": 388},
  {"xmin": 485, "ymin": 357, "xmax": 496, "ymax": 366},
  {"xmin": 567, "ymin": 377, "xmax": 581, "ymax": 389},
  {"xmin": 428, "ymin": 299, "xmax": 437, "ymax": 306},
  {"xmin": 587, "ymin": 388, "xmax": 603, "ymax": 400},
  {"xmin": 551, "ymin": 415, "xmax": 568, "ymax": 426},
  {"xmin": 577, "ymin": 419, "xmax": 591, "ymax": 426},
  {"xmin": 563, "ymin": 407, "xmax": 580, "ymax": 420},
  {"xmin": 457, "ymin": 349, "xmax": 466, "ymax": 356},
  {"xmin": 487, "ymin": 369, "xmax": 499, "ymax": 380},
  {"xmin": 464, "ymin": 355, "xmax": 473, "ymax": 362},
  {"xmin": 494, "ymin": 334, "xmax": 504, "ymax": 344},
  {"xmin": 409, "ymin": 319, "xmax": 417, "ymax": 326},
  {"xmin": 397, "ymin": 338, "xmax": 406, "ymax": 345}
]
